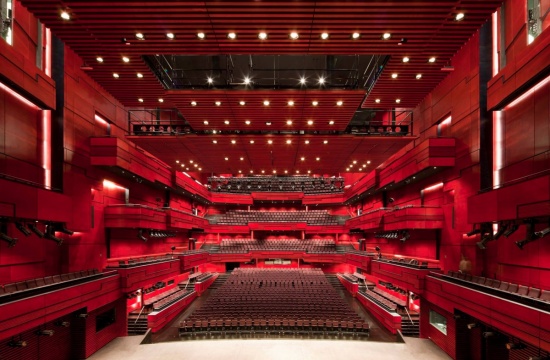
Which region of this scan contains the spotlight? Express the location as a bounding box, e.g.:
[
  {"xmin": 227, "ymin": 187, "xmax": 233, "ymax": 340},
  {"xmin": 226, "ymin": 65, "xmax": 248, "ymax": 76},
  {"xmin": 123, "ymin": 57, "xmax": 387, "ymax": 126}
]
[
  {"xmin": 58, "ymin": 224, "xmax": 74, "ymax": 236},
  {"xmin": 476, "ymin": 234, "xmax": 492, "ymax": 250},
  {"xmin": 77, "ymin": 313, "xmax": 88, "ymax": 318},
  {"xmin": 55, "ymin": 321, "xmax": 70, "ymax": 328},
  {"xmin": 493, "ymin": 223, "xmax": 508, "ymax": 240},
  {"xmin": 0, "ymin": 232, "xmax": 17, "ymax": 247},
  {"xmin": 36, "ymin": 329, "xmax": 55, "ymax": 336},
  {"xmin": 138, "ymin": 229, "xmax": 147, "ymax": 242},
  {"xmin": 506, "ymin": 342, "xmax": 526, "ymax": 350},
  {"xmin": 503, "ymin": 224, "xmax": 519, "ymax": 237},
  {"xmin": 467, "ymin": 323, "xmax": 478, "ymax": 330},
  {"xmin": 466, "ymin": 227, "xmax": 481, "ymax": 237},
  {"xmin": 8, "ymin": 340, "xmax": 27, "ymax": 347},
  {"xmin": 534, "ymin": 227, "xmax": 550, "ymax": 238},
  {"xmin": 45, "ymin": 225, "xmax": 63, "ymax": 246},
  {"xmin": 28, "ymin": 223, "xmax": 45, "ymax": 237},
  {"xmin": 400, "ymin": 231, "xmax": 410, "ymax": 242},
  {"xmin": 15, "ymin": 222, "xmax": 31, "ymax": 236},
  {"xmin": 482, "ymin": 331, "xmax": 495, "ymax": 338}
]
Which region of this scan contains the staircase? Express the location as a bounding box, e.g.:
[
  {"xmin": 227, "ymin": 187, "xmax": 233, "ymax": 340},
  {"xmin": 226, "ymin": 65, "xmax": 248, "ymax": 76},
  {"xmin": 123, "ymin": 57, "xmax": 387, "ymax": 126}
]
[
  {"xmin": 326, "ymin": 274, "xmax": 347, "ymax": 293},
  {"xmin": 127, "ymin": 310, "xmax": 149, "ymax": 335},
  {"xmin": 200, "ymin": 244, "xmax": 219, "ymax": 253},
  {"xmin": 400, "ymin": 313, "xmax": 420, "ymax": 337},
  {"xmin": 209, "ymin": 272, "xmax": 230, "ymax": 290},
  {"xmin": 335, "ymin": 245, "xmax": 354, "ymax": 253}
]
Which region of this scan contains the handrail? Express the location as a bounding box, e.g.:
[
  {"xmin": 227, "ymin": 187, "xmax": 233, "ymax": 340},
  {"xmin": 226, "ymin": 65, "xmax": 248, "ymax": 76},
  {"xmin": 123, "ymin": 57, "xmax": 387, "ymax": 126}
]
[
  {"xmin": 403, "ymin": 306, "xmax": 414, "ymax": 325},
  {"xmin": 134, "ymin": 306, "xmax": 146, "ymax": 324}
]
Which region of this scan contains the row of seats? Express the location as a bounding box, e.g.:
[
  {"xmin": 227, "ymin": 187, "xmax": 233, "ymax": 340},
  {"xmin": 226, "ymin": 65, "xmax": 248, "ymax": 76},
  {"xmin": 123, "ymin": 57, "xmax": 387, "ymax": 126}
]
[
  {"xmin": 109, "ymin": 255, "xmax": 174, "ymax": 268},
  {"xmin": 359, "ymin": 289, "xmax": 398, "ymax": 312},
  {"xmin": 212, "ymin": 210, "xmax": 343, "ymax": 225},
  {"xmin": 152, "ymin": 289, "xmax": 194, "ymax": 311},
  {"xmin": 195, "ymin": 273, "xmax": 213, "ymax": 282},
  {"xmin": 0, "ymin": 269, "xmax": 100, "ymax": 296},
  {"xmin": 446, "ymin": 271, "xmax": 550, "ymax": 302},
  {"xmin": 377, "ymin": 257, "xmax": 435, "ymax": 269},
  {"xmin": 144, "ymin": 287, "xmax": 181, "ymax": 306},
  {"xmin": 180, "ymin": 269, "xmax": 369, "ymax": 336},
  {"xmin": 207, "ymin": 176, "xmax": 345, "ymax": 195},
  {"xmin": 216, "ymin": 239, "xmax": 338, "ymax": 254},
  {"xmin": 371, "ymin": 287, "xmax": 407, "ymax": 307}
]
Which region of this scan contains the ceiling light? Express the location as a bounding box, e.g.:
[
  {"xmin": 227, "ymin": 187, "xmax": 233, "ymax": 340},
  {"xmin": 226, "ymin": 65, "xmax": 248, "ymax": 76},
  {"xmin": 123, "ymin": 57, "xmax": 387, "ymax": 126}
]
[
  {"xmin": 318, "ymin": 77, "xmax": 325, "ymax": 85},
  {"xmin": 428, "ymin": 57, "xmax": 436, "ymax": 63},
  {"xmin": 416, "ymin": 74, "xmax": 422, "ymax": 79},
  {"xmin": 60, "ymin": 11, "xmax": 71, "ymax": 20},
  {"xmin": 287, "ymin": 100, "xmax": 295, "ymax": 106},
  {"xmin": 346, "ymin": 168, "xmax": 350, "ymax": 171},
  {"xmin": 395, "ymin": 99, "xmax": 401, "ymax": 103},
  {"xmin": 245, "ymin": 120, "xmax": 251, "ymax": 125},
  {"xmin": 284, "ymin": 170, "xmax": 288, "ymax": 174},
  {"xmin": 198, "ymin": 168, "xmax": 202, "ymax": 171},
  {"xmin": 166, "ymin": 33, "xmax": 175, "ymax": 39},
  {"xmin": 258, "ymin": 32, "xmax": 268, "ymax": 40},
  {"xmin": 240, "ymin": 157, "xmax": 244, "ymax": 161},
  {"xmin": 287, "ymin": 120, "xmax": 293, "ymax": 125},
  {"xmin": 323, "ymin": 140, "xmax": 328, "ymax": 144},
  {"xmin": 191, "ymin": 101, "xmax": 197, "ymax": 106},
  {"xmin": 203, "ymin": 120, "xmax": 209, "ymax": 125},
  {"xmin": 402, "ymin": 56, "xmax": 410, "ymax": 63},
  {"xmin": 138, "ymin": 98, "xmax": 144, "ymax": 103},
  {"xmin": 265, "ymin": 121, "xmax": 271, "ymax": 126},
  {"xmin": 272, "ymin": 170, "xmax": 277, "ymax": 174},
  {"xmin": 367, "ymin": 160, "xmax": 371, "ymax": 164},
  {"xmin": 238, "ymin": 170, "xmax": 242, "ymax": 174},
  {"xmin": 212, "ymin": 130, "xmax": 217, "ymax": 134},
  {"xmin": 336, "ymin": 101, "xmax": 343, "ymax": 106},
  {"xmin": 213, "ymin": 140, "xmax": 218, "ymax": 144},
  {"xmin": 286, "ymin": 140, "xmax": 292, "ymax": 144},
  {"xmin": 352, "ymin": 32, "xmax": 361, "ymax": 39},
  {"xmin": 353, "ymin": 160, "xmax": 357, "ymax": 164},
  {"xmin": 190, "ymin": 160, "xmax": 193, "ymax": 163},
  {"xmin": 239, "ymin": 101, "xmax": 246, "ymax": 106},
  {"xmin": 263, "ymin": 100, "xmax": 270, "ymax": 106},
  {"xmin": 304, "ymin": 140, "xmax": 310, "ymax": 144},
  {"xmin": 224, "ymin": 120, "xmax": 230, "ymax": 125},
  {"xmin": 197, "ymin": 32, "xmax": 205, "ymax": 39},
  {"xmin": 312, "ymin": 101, "xmax": 319, "ymax": 106},
  {"xmin": 329, "ymin": 120, "xmax": 334, "ymax": 125},
  {"xmin": 455, "ymin": 13, "xmax": 465, "ymax": 21},
  {"xmin": 382, "ymin": 32, "xmax": 391, "ymax": 40},
  {"xmin": 136, "ymin": 73, "xmax": 143, "ymax": 78},
  {"xmin": 350, "ymin": 164, "xmax": 354, "ymax": 167},
  {"xmin": 321, "ymin": 32, "xmax": 329, "ymax": 40},
  {"xmin": 135, "ymin": 33, "xmax": 144, "ymax": 40},
  {"xmin": 391, "ymin": 73, "xmax": 398, "ymax": 79},
  {"xmin": 227, "ymin": 32, "xmax": 237, "ymax": 39},
  {"xmin": 96, "ymin": 57, "xmax": 104, "ymax": 63},
  {"xmin": 186, "ymin": 168, "xmax": 189, "ymax": 171},
  {"xmin": 207, "ymin": 77, "xmax": 213, "ymax": 84},
  {"xmin": 301, "ymin": 157, "xmax": 305, "ymax": 161},
  {"xmin": 267, "ymin": 140, "xmax": 273, "ymax": 144},
  {"xmin": 243, "ymin": 77, "xmax": 251, "ymax": 85},
  {"xmin": 290, "ymin": 32, "xmax": 299, "ymax": 40},
  {"xmin": 306, "ymin": 120, "xmax": 313, "ymax": 126},
  {"xmin": 122, "ymin": 56, "xmax": 130, "ymax": 63},
  {"xmin": 249, "ymin": 140, "xmax": 254, "ymax": 144},
  {"xmin": 216, "ymin": 101, "xmax": 222, "ymax": 106},
  {"xmin": 375, "ymin": 98, "xmax": 381, "ymax": 103},
  {"xmin": 113, "ymin": 73, "xmax": 119, "ymax": 78},
  {"xmin": 231, "ymin": 140, "xmax": 236, "ymax": 144},
  {"xmin": 307, "ymin": 170, "xmax": 311, "ymax": 174},
  {"xmin": 299, "ymin": 77, "xmax": 307, "ymax": 85},
  {"xmin": 316, "ymin": 157, "xmax": 320, "ymax": 161},
  {"xmin": 176, "ymin": 160, "xmax": 179, "ymax": 164},
  {"xmin": 250, "ymin": 170, "xmax": 253, "ymax": 173},
  {"xmin": 224, "ymin": 157, "xmax": 228, "ymax": 160}
]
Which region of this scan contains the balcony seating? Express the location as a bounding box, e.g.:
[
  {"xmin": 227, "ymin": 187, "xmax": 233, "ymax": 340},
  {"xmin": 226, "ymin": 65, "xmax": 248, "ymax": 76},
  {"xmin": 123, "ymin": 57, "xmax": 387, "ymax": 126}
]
[
  {"xmin": 211, "ymin": 210, "xmax": 343, "ymax": 226},
  {"xmin": 376, "ymin": 257, "xmax": 440, "ymax": 270},
  {"xmin": 179, "ymin": 268, "xmax": 369, "ymax": 337},
  {"xmin": 0, "ymin": 269, "xmax": 101, "ymax": 303},
  {"xmin": 149, "ymin": 288, "xmax": 195, "ymax": 311},
  {"xmin": 216, "ymin": 238, "xmax": 338, "ymax": 254},
  {"xmin": 444, "ymin": 271, "xmax": 550, "ymax": 308},
  {"xmin": 207, "ymin": 176, "xmax": 345, "ymax": 194}
]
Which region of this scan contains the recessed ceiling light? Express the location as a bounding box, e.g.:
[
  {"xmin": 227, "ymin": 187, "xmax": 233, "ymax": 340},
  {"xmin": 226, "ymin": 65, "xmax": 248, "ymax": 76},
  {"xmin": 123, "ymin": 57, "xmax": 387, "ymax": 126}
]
[
  {"xmin": 375, "ymin": 98, "xmax": 381, "ymax": 103},
  {"xmin": 60, "ymin": 11, "xmax": 71, "ymax": 20},
  {"xmin": 272, "ymin": 170, "xmax": 277, "ymax": 174},
  {"xmin": 290, "ymin": 32, "xmax": 299, "ymax": 40},
  {"xmin": 346, "ymin": 168, "xmax": 350, "ymax": 171},
  {"xmin": 215, "ymin": 101, "xmax": 222, "ymax": 106},
  {"xmin": 301, "ymin": 157, "xmax": 305, "ymax": 161},
  {"xmin": 250, "ymin": 170, "xmax": 253, "ymax": 173},
  {"xmin": 349, "ymin": 164, "xmax": 354, "ymax": 168},
  {"xmin": 197, "ymin": 32, "xmax": 205, "ymax": 39},
  {"xmin": 286, "ymin": 139, "xmax": 292, "ymax": 144},
  {"xmin": 231, "ymin": 140, "xmax": 236, "ymax": 144},
  {"xmin": 263, "ymin": 100, "xmax": 270, "ymax": 106},
  {"xmin": 176, "ymin": 160, "xmax": 180, "ymax": 164},
  {"xmin": 238, "ymin": 170, "xmax": 242, "ymax": 174},
  {"xmin": 166, "ymin": 33, "xmax": 175, "ymax": 39},
  {"xmin": 318, "ymin": 77, "xmax": 325, "ymax": 85},
  {"xmin": 287, "ymin": 120, "xmax": 293, "ymax": 125},
  {"xmin": 416, "ymin": 74, "xmax": 423, "ymax": 79},
  {"xmin": 186, "ymin": 168, "xmax": 189, "ymax": 171},
  {"xmin": 113, "ymin": 73, "xmax": 119, "ymax": 78},
  {"xmin": 367, "ymin": 160, "xmax": 371, "ymax": 164},
  {"xmin": 136, "ymin": 73, "xmax": 144, "ymax": 78},
  {"xmin": 307, "ymin": 170, "xmax": 311, "ymax": 174},
  {"xmin": 395, "ymin": 98, "xmax": 401, "ymax": 103},
  {"xmin": 284, "ymin": 170, "xmax": 288, "ymax": 174},
  {"xmin": 198, "ymin": 168, "xmax": 202, "ymax": 171},
  {"xmin": 402, "ymin": 56, "xmax": 410, "ymax": 63},
  {"xmin": 96, "ymin": 57, "xmax": 104, "ymax": 63},
  {"xmin": 261, "ymin": 170, "xmax": 265, "ymax": 174},
  {"xmin": 224, "ymin": 120, "xmax": 230, "ymax": 125},
  {"xmin": 227, "ymin": 32, "xmax": 237, "ymax": 39},
  {"xmin": 240, "ymin": 157, "xmax": 244, "ymax": 161},
  {"xmin": 258, "ymin": 32, "xmax": 268, "ymax": 40},
  {"xmin": 266, "ymin": 121, "xmax": 272, "ymax": 126},
  {"xmin": 213, "ymin": 140, "xmax": 218, "ymax": 144},
  {"xmin": 135, "ymin": 33, "xmax": 145, "ymax": 40},
  {"xmin": 336, "ymin": 101, "xmax": 343, "ymax": 106},
  {"xmin": 353, "ymin": 160, "xmax": 357, "ymax": 164},
  {"xmin": 191, "ymin": 101, "xmax": 197, "ymax": 106},
  {"xmin": 312, "ymin": 101, "xmax": 319, "ymax": 106},
  {"xmin": 316, "ymin": 157, "xmax": 320, "ymax": 161},
  {"xmin": 203, "ymin": 120, "xmax": 209, "ymax": 125},
  {"xmin": 224, "ymin": 157, "xmax": 228, "ymax": 160},
  {"xmin": 250, "ymin": 140, "xmax": 255, "ymax": 144},
  {"xmin": 122, "ymin": 56, "xmax": 130, "ymax": 63},
  {"xmin": 391, "ymin": 73, "xmax": 398, "ymax": 79},
  {"xmin": 304, "ymin": 140, "xmax": 310, "ymax": 144},
  {"xmin": 352, "ymin": 32, "xmax": 361, "ymax": 39},
  {"xmin": 245, "ymin": 120, "xmax": 251, "ymax": 125},
  {"xmin": 207, "ymin": 77, "xmax": 213, "ymax": 84},
  {"xmin": 299, "ymin": 77, "xmax": 307, "ymax": 85},
  {"xmin": 321, "ymin": 32, "xmax": 329, "ymax": 40},
  {"xmin": 268, "ymin": 140, "xmax": 273, "ymax": 144},
  {"xmin": 323, "ymin": 140, "xmax": 328, "ymax": 144},
  {"xmin": 428, "ymin": 57, "xmax": 436, "ymax": 63},
  {"xmin": 243, "ymin": 77, "xmax": 251, "ymax": 85},
  {"xmin": 190, "ymin": 160, "xmax": 194, "ymax": 163},
  {"xmin": 287, "ymin": 100, "xmax": 295, "ymax": 106},
  {"xmin": 239, "ymin": 101, "xmax": 246, "ymax": 106},
  {"xmin": 329, "ymin": 120, "xmax": 334, "ymax": 125},
  {"xmin": 307, "ymin": 120, "xmax": 313, "ymax": 125},
  {"xmin": 194, "ymin": 163, "xmax": 198, "ymax": 167},
  {"xmin": 138, "ymin": 98, "xmax": 144, "ymax": 103},
  {"xmin": 382, "ymin": 32, "xmax": 391, "ymax": 40},
  {"xmin": 296, "ymin": 170, "xmax": 300, "ymax": 174},
  {"xmin": 455, "ymin": 13, "xmax": 465, "ymax": 21}
]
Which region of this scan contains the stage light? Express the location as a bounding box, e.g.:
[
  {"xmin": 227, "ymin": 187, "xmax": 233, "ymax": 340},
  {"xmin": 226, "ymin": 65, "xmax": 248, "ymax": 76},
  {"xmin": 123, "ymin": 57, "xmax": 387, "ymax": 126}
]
[
  {"xmin": 506, "ymin": 342, "xmax": 526, "ymax": 350},
  {"xmin": 138, "ymin": 229, "xmax": 147, "ymax": 242},
  {"xmin": 36, "ymin": 329, "xmax": 55, "ymax": 336},
  {"xmin": 0, "ymin": 232, "xmax": 17, "ymax": 247},
  {"xmin": 55, "ymin": 321, "xmax": 70, "ymax": 328},
  {"xmin": 534, "ymin": 227, "xmax": 550, "ymax": 238},
  {"xmin": 492, "ymin": 223, "xmax": 507, "ymax": 240},
  {"xmin": 482, "ymin": 331, "xmax": 495, "ymax": 338},
  {"xmin": 45, "ymin": 225, "xmax": 63, "ymax": 246},
  {"xmin": 8, "ymin": 340, "xmax": 27, "ymax": 347},
  {"xmin": 467, "ymin": 323, "xmax": 478, "ymax": 330},
  {"xmin": 58, "ymin": 224, "xmax": 74, "ymax": 236},
  {"xmin": 466, "ymin": 227, "xmax": 481, "ymax": 237},
  {"xmin": 28, "ymin": 223, "xmax": 45, "ymax": 237},
  {"xmin": 15, "ymin": 222, "xmax": 31, "ymax": 236},
  {"xmin": 503, "ymin": 224, "xmax": 518, "ymax": 237}
]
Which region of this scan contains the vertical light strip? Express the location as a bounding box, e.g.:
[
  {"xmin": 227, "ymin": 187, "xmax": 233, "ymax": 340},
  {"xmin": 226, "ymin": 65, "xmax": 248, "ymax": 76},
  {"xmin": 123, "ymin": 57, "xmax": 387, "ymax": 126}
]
[
  {"xmin": 45, "ymin": 28, "xmax": 52, "ymax": 76},
  {"xmin": 493, "ymin": 110, "xmax": 503, "ymax": 188},
  {"xmin": 43, "ymin": 27, "xmax": 52, "ymax": 188},
  {"xmin": 492, "ymin": 11, "xmax": 499, "ymax": 76}
]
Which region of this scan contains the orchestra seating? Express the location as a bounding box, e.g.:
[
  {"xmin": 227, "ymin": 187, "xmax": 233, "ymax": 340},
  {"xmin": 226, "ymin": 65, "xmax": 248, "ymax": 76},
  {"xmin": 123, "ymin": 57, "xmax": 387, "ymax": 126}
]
[
  {"xmin": 212, "ymin": 210, "xmax": 344, "ymax": 225},
  {"xmin": 180, "ymin": 269, "xmax": 369, "ymax": 337},
  {"xmin": 442, "ymin": 271, "xmax": 550, "ymax": 309},
  {"xmin": 207, "ymin": 175, "xmax": 345, "ymax": 194},
  {"xmin": 216, "ymin": 238, "xmax": 338, "ymax": 254}
]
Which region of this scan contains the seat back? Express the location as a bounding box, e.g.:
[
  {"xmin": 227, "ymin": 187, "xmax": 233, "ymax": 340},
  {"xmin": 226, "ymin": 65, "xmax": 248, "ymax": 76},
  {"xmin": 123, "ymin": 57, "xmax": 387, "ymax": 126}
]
[
  {"xmin": 540, "ymin": 290, "xmax": 550, "ymax": 301},
  {"xmin": 517, "ymin": 285, "xmax": 529, "ymax": 296},
  {"xmin": 498, "ymin": 282, "xmax": 510, "ymax": 291},
  {"xmin": 507, "ymin": 283, "xmax": 519, "ymax": 293},
  {"xmin": 526, "ymin": 287, "xmax": 540, "ymax": 298}
]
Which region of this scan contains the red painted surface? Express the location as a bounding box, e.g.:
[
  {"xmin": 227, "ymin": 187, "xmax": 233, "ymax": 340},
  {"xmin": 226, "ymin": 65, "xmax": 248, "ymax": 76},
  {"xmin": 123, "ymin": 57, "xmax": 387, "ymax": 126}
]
[
  {"xmin": 337, "ymin": 274, "xmax": 358, "ymax": 296},
  {"xmin": 194, "ymin": 273, "xmax": 219, "ymax": 296},
  {"xmin": 371, "ymin": 260, "xmax": 440, "ymax": 294},
  {"xmin": 356, "ymin": 292, "xmax": 401, "ymax": 334},
  {"xmin": 420, "ymin": 300, "xmax": 457, "ymax": 359},
  {"xmin": 147, "ymin": 292, "xmax": 197, "ymax": 333},
  {"xmin": 116, "ymin": 260, "xmax": 180, "ymax": 292}
]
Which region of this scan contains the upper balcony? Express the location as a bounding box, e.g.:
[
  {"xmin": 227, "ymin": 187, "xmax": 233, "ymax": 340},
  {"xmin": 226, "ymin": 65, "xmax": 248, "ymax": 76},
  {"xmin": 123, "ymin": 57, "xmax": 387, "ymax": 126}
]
[
  {"xmin": 346, "ymin": 205, "xmax": 444, "ymax": 231},
  {"xmin": 104, "ymin": 204, "xmax": 167, "ymax": 230}
]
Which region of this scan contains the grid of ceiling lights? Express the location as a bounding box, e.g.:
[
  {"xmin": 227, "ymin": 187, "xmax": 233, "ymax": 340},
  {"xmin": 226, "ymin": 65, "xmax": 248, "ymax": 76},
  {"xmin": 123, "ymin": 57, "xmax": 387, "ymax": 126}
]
[{"xmin": 176, "ymin": 160, "xmax": 202, "ymax": 172}]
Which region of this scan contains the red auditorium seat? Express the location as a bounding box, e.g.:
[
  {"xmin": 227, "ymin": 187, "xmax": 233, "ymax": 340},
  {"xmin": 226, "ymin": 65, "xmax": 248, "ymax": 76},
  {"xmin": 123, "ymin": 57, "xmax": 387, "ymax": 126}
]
[
  {"xmin": 498, "ymin": 281, "xmax": 510, "ymax": 291},
  {"xmin": 25, "ymin": 280, "xmax": 38, "ymax": 289},
  {"xmin": 35, "ymin": 278, "xmax": 46, "ymax": 287},
  {"xmin": 0, "ymin": 287, "xmax": 5, "ymax": 295},
  {"xmin": 3, "ymin": 284, "xmax": 16, "ymax": 293},
  {"xmin": 526, "ymin": 288, "xmax": 540, "ymax": 298},
  {"xmin": 517, "ymin": 285, "xmax": 529, "ymax": 296},
  {"xmin": 541, "ymin": 290, "xmax": 550, "ymax": 302},
  {"xmin": 507, "ymin": 283, "xmax": 519, "ymax": 293},
  {"xmin": 15, "ymin": 282, "xmax": 28, "ymax": 291}
]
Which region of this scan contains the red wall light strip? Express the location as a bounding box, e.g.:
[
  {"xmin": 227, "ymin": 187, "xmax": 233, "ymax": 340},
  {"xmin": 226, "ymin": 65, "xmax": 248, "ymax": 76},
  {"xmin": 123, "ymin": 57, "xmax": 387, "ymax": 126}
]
[
  {"xmin": 492, "ymin": 11, "xmax": 499, "ymax": 76},
  {"xmin": 422, "ymin": 182, "xmax": 444, "ymax": 192},
  {"xmin": 0, "ymin": 82, "xmax": 40, "ymax": 110},
  {"xmin": 504, "ymin": 74, "xmax": 550, "ymax": 110}
]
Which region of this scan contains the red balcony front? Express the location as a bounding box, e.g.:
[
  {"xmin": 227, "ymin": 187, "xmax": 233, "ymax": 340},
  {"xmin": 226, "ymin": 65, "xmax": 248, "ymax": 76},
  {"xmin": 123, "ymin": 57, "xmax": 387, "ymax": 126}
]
[{"xmin": 104, "ymin": 204, "xmax": 167, "ymax": 230}]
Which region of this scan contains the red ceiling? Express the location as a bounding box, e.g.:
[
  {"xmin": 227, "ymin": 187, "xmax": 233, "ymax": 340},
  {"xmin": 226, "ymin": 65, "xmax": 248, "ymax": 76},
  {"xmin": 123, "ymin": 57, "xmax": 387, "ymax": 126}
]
[{"xmin": 19, "ymin": 1, "xmax": 501, "ymax": 174}]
